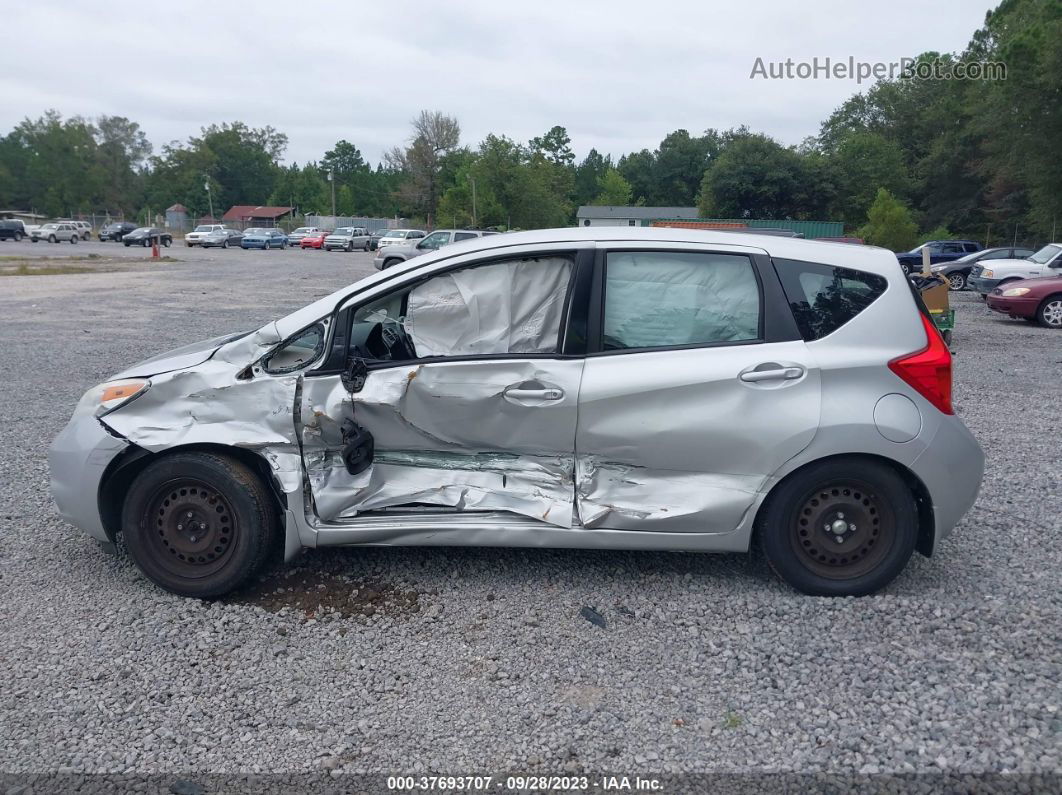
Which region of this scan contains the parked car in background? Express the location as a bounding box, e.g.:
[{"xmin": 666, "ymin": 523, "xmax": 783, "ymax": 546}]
[
  {"xmin": 99, "ymin": 221, "xmax": 137, "ymax": 242},
  {"xmin": 324, "ymin": 227, "xmax": 371, "ymax": 252},
  {"xmin": 967, "ymin": 243, "xmax": 1062, "ymax": 298},
  {"xmin": 986, "ymin": 274, "xmax": 1062, "ymax": 328},
  {"xmin": 49, "ymin": 227, "xmax": 983, "ymax": 599},
  {"xmin": 185, "ymin": 224, "xmax": 227, "ymax": 247},
  {"xmin": 287, "ymin": 227, "xmax": 319, "ymax": 247},
  {"xmin": 123, "ymin": 227, "xmax": 173, "ymax": 247},
  {"xmin": 376, "ymin": 228, "xmax": 426, "ymax": 250},
  {"xmin": 931, "ymin": 246, "xmax": 1036, "ymax": 290},
  {"xmin": 0, "ymin": 220, "xmax": 26, "ymax": 241},
  {"xmin": 241, "ymin": 228, "xmax": 288, "ymax": 250},
  {"xmin": 895, "ymin": 240, "xmax": 982, "ymax": 275},
  {"xmin": 72, "ymin": 221, "xmax": 92, "ymax": 240},
  {"xmin": 373, "ymin": 229, "xmax": 497, "ymax": 270},
  {"xmin": 367, "ymin": 229, "xmax": 392, "ymax": 251},
  {"xmin": 200, "ymin": 228, "xmax": 243, "ymax": 249},
  {"xmin": 31, "ymin": 222, "xmax": 80, "ymax": 244},
  {"xmin": 299, "ymin": 230, "xmax": 331, "ymax": 249}
]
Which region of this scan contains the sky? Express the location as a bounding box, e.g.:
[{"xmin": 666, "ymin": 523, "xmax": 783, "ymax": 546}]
[{"xmin": 2, "ymin": 0, "xmax": 996, "ymax": 166}]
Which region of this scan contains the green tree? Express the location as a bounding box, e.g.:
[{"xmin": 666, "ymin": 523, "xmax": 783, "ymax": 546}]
[
  {"xmin": 592, "ymin": 168, "xmax": 633, "ymax": 206},
  {"xmin": 697, "ymin": 132, "xmax": 808, "ymax": 219},
  {"xmin": 574, "ymin": 149, "xmax": 612, "ymax": 206},
  {"xmin": 858, "ymin": 188, "xmax": 919, "ymax": 251},
  {"xmin": 825, "ymin": 132, "xmax": 912, "ymax": 227},
  {"xmin": 388, "ymin": 110, "xmax": 461, "ymax": 226}
]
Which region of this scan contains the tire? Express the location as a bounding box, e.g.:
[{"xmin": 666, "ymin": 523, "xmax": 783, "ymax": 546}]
[
  {"xmin": 48, "ymin": 235, "xmax": 56, "ymax": 243},
  {"xmin": 163, "ymin": 238, "xmax": 170, "ymax": 248},
  {"xmin": 947, "ymin": 272, "xmax": 967, "ymax": 291},
  {"xmin": 70, "ymin": 235, "xmax": 78, "ymax": 244},
  {"xmin": 758, "ymin": 458, "xmax": 918, "ymax": 596},
  {"xmin": 14, "ymin": 233, "xmax": 22, "ymax": 242},
  {"xmin": 185, "ymin": 241, "xmax": 192, "ymax": 247},
  {"xmin": 346, "ymin": 242, "xmax": 353, "ymax": 252},
  {"xmin": 142, "ymin": 239, "xmax": 148, "ymax": 247},
  {"xmin": 124, "ymin": 241, "xmax": 130, "ymax": 247},
  {"xmin": 383, "ymin": 258, "xmax": 401, "ymax": 270},
  {"xmin": 1036, "ymin": 294, "xmax": 1062, "ymax": 329},
  {"xmin": 899, "ymin": 261, "xmax": 910, "ymax": 276},
  {"xmin": 121, "ymin": 452, "xmax": 281, "ymax": 598},
  {"xmin": 222, "ymin": 240, "xmax": 229, "ymax": 249}
]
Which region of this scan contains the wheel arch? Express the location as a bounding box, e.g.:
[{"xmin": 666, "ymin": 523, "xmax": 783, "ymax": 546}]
[
  {"xmin": 98, "ymin": 443, "xmax": 289, "ymax": 543},
  {"xmin": 754, "ymin": 452, "xmax": 936, "ymax": 558}
]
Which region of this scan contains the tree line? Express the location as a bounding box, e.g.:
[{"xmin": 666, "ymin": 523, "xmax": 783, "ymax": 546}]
[{"xmin": 0, "ymin": 0, "xmax": 1057, "ymax": 246}]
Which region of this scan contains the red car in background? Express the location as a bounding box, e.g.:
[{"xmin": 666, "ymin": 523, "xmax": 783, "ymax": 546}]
[
  {"xmin": 986, "ymin": 275, "xmax": 1062, "ymax": 328},
  {"xmin": 299, "ymin": 230, "xmax": 331, "ymax": 250}
]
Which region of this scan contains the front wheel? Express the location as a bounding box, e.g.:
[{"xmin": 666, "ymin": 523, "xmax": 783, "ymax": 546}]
[
  {"xmin": 759, "ymin": 458, "xmax": 918, "ymax": 596},
  {"xmin": 947, "ymin": 272, "xmax": 967, "ymax": 291},
  {"xmin": 163, "ymin": 238, "xmax": 170, "ymax": 247},
  {"xmin": 899, "ymin": 261, "xmax": 910, "ymax": 276},
  {"xmin": 122, "ymin": 452, "xmax": 281, "ymax": 598},
  {"xmin": 222, "ymin": 240, "xmax": 229, "ymax": 249},
  {"xmin": 49, "ymin": 235, "xmax": 57, "ymax": 243},
  {"xmin": 1037, "ymin": 295, "xmax": 1062, "ymax": 329},
  {"xmin": 71, "ymin": 235, "xmax": 78, "ymax": 244}
]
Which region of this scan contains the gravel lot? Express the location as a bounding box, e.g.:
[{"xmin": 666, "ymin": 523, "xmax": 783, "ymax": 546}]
[{"xmin": 1, "ymin": 244, "xmax": 1059, "ymax": 784}]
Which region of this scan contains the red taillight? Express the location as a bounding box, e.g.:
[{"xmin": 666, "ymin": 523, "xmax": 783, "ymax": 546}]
[{"xmin": 888, "ymin": 313, "xmax": 953, "ymax": 414}]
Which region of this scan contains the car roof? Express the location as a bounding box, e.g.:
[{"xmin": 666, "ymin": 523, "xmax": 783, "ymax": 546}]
[{"xmin": 272, "ymin": 226, "xmax": 901, "ymax": 339}]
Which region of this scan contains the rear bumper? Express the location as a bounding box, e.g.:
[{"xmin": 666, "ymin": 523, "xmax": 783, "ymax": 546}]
[
  {"xmin": 968, "ymin": 276, "xmax": 1001, "ymax": 294},
  {"xmin": 986, "ymin": 294, "xmax": 1038, "ymax": 318},
  {"xmin": 49, "ymin": 414, "xmax": 129, "ymax": 543},
  {"xmin": 909, "ymin": 417, "xmax": 985, "ymax": 550}
]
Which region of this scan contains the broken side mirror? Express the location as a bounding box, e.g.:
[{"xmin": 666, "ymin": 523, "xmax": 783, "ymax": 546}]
[{"xmin": 342, "ymin": 356, "xmax": 368, "ymax": 393}]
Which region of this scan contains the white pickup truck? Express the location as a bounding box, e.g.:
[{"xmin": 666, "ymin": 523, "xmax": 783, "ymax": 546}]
[
  {"xmin": 967, "ymin": 243, "xmax": 1062, "ymax": 298},
  {"xmin": 184, "ymin": 224, "xmax": 228, "ymax": 247}
]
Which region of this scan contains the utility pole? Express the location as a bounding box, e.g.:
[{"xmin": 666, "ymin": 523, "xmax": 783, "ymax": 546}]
[
  {"xmin": 328, "ymin": 170, "xmax": 335, "ymax": 219},
  {"xmin": 470, "ymin": 176, "xmax": 477, "ymax": 228}
]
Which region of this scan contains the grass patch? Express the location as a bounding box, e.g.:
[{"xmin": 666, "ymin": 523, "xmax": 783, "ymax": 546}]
[
  {"xmin": 722, "ymin": 710, "xmax": 743, "ymax": 730},
  {"xmin": 0, "ymin": 263, "xmax": 101, "ymax": 276}
]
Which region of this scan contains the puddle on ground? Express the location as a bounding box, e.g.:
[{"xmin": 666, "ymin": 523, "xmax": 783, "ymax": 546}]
[{"xmin": 228, "ymin": 569, "xmax": 420, "ymax": 619}]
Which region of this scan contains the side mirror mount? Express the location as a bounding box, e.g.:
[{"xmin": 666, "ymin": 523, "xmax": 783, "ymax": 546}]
[{"xmin": 342, "ymin": 356, "xmax": 368, "ymax": 393}]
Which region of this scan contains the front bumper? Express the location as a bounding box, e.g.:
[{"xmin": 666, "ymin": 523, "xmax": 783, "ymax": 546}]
[
  {"xmin": 242, "ymin": 240, "xmax": 269, "ymax": 248},
  {"xmin": 49, "ymin": 413, "xmax": 130, "ymax": 544},
  {"xmin": 986, "ymin": 294, "xmax": 1039, "ymax": 319},
  {"xmin": 968, "ymin": 276, "xmax": 1002, "ymax": 294}
]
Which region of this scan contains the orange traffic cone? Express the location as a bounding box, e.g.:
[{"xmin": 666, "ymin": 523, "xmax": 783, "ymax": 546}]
[{"xmin": 152, "ymin": 239, "xmax": 160, "ymax": 259}]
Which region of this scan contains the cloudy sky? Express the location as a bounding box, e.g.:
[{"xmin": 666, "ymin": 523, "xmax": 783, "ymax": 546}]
[{"xmin": 3, "ymin": 0, "xmax": 994, "ymax": 166}]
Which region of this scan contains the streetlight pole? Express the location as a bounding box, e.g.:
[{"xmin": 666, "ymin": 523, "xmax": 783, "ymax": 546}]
[{"xmin": 328, "ymin": 170, "xmax": 335, "ymax": 219}]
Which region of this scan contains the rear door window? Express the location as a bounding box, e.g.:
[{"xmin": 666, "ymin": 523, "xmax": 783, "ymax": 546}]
[
  {"xmin": 601, "ymin": 251, "xmax": 761, "ymax": 350},
  {"xmin": 774, "ymin": 259, "xmax": 887, "ymax": 341}
]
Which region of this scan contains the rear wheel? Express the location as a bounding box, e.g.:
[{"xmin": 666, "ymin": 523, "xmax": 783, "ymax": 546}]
[
  {"xmin": 1037, "ymin": 294, "xmax": 1062, "ymax": 328},
  {"xmin": 122, "ymin": 452, "xmax": 280, "ymax": 598},
  {"xmin": 947, "ymin": 272, "xmax": 967, "ymax": 291},
  {"xmin": 759, "ymin": 458, "xmax": 918, "ymax": 596},
  {"xmin": 222, "ymin": 240, "xmax": 229, "ymax": 249}
]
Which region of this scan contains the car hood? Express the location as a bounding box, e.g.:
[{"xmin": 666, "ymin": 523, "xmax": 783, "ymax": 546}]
[
  {"xmin": 978, "ymin": 257, "xmax": 1033, "ymax": 270},
  {"xmin": 108, "ymin": 331, "xmax": 254, "ymax": 379},
  {"xmin": 1000, "ymin": 275, "xmax": 1062, "ymax": 289}
]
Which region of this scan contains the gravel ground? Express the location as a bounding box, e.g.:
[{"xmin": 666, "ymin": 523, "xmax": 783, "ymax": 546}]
[{"xmin": 0, "ymin": 249, "xmax": 1059, "ymax": 785}]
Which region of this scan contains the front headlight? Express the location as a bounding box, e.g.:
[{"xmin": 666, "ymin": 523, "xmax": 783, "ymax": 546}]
[
  {"xmin": 982, "ymin": 269, "xmax": 994, "ymax": 277},
  {"xmin": 91, "ymin": 379, "xmax": 150, "ymax": 417},
  {"xmin": 1001, "ymin": 287, "xmax": 1031, "ymax": 297}
]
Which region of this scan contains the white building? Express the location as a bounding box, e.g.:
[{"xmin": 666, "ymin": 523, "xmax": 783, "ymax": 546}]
[{"xmin": 575, "ymin": 205, "xmax": 699, "ymax": 227}]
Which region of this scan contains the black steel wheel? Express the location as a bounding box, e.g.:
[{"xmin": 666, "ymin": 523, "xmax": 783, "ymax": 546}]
[
  {"xmin": 759, "ymin": 458, "xmax": 918, "ymax": 596},
  {"xmin": 122, "ymin": 452, "xmax": 280, "ymax": 598}
]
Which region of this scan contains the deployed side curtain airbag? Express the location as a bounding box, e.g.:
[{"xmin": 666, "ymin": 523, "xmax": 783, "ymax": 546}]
[
  {"xmin": 603, "ymin": 251, "xmax": 760, "ymax": 349},
  {"xmin": 405, "ymin": 257, "xmax": 573, "ymax": 357}
]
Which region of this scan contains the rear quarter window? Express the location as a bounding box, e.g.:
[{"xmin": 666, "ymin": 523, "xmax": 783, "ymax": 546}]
[{"xmin": 773, "ymin": 258, "xmax": 887, "ymax": 341}]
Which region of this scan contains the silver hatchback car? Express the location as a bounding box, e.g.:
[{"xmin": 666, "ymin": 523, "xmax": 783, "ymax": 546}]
[{"xmin": 50, "ymin": 228, "xmax": 983, "ymax": 598}]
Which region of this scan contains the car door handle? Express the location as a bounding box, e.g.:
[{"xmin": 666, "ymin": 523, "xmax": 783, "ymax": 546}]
[
  {"xmin": 503, "ymin": 387, "xmax": 564, "ymax": 402},
  {"xmin": 739, "ymin": 366, "xmax": 804, "ymax": 383}
]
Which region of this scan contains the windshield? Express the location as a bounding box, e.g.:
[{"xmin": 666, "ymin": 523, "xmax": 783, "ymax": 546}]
[
  {"xmin": 293, "ymin": 227, "xmax": 312, "ymax": 234},
  {"xmin": 131, "ymin": 227, "xmax": 149, "ymax": 233},
  {"xmin": 333, "ymin": 228, "xmax": 352, "ymax": 235},
  {"xmin": 1028, "ymin": 244, "xmax": 1062, "ymax": 264},
  {"xmin": 194, "ymin": 225, "xmax": 213, "ymax": 232},
  {"xmin": 41, "ymin": 223, "xmax": 59, "ymax": 230}
]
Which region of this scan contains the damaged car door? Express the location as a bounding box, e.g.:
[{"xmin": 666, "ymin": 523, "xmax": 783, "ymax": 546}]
[
  {"xmin": 299, "ymin": 250, "xmax": 587, "ymax": 529},
  {"xmin": 575, "ymin": 246, "xmax": 820, "ymax": 533}
]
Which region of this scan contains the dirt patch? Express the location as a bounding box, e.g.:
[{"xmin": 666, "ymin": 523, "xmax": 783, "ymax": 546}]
[{"xmin": 229, "ymin": 569, "xmax": 421, "ymax": 620}]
